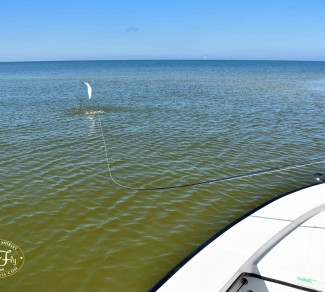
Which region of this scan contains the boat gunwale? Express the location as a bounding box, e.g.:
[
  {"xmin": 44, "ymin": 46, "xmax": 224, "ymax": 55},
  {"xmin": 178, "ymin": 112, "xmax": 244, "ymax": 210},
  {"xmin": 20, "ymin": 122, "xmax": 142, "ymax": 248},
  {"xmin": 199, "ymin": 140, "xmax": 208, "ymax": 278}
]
[{"xmin": 149, "ymin": 182, "xmax": 324, "ymax": 291}]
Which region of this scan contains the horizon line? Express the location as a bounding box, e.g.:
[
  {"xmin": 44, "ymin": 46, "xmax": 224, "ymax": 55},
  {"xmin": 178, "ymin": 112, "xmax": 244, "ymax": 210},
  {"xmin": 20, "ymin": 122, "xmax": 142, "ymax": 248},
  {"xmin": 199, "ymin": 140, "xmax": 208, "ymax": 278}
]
[{"xmin": 1, "ymin": 58, "xmax": 325, "ymax": 63}]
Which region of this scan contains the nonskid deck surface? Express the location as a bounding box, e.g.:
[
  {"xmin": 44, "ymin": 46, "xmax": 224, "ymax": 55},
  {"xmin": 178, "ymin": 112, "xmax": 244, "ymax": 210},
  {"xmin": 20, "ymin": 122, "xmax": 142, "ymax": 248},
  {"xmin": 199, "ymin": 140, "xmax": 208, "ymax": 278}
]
[{"xmin": 154, "ymin": 183, "xmax": 325, "ymax": 292}]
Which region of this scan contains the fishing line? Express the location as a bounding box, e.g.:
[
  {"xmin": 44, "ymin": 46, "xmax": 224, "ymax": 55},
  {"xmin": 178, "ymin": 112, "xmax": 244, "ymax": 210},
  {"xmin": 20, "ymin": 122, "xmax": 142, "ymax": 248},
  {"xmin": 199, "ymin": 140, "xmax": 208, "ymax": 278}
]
[{"xmin": 96, "ymin": 113, "xmax": 325, "ymax": 191}]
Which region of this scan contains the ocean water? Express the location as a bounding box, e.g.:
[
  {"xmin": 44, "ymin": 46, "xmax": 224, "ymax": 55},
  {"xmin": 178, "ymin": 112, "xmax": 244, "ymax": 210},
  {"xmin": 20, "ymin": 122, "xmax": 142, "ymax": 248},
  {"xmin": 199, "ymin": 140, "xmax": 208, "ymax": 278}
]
[{"xmin": 0, "ymin": 60, "xmax": 324, "ymax": 291}]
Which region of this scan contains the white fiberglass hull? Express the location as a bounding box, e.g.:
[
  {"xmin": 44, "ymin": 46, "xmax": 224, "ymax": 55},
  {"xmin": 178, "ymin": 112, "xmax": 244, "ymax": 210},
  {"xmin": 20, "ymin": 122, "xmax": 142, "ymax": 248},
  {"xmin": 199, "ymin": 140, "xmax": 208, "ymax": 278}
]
[{"xmin": 152, "ymin": 183, "xmax": 325, "ymax": 292}]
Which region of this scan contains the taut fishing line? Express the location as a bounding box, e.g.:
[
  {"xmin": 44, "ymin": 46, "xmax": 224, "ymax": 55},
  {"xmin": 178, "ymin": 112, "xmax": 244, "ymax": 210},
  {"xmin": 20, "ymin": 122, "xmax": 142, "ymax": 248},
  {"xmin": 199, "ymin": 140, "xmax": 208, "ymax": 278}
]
[
  {"xmin": 81, "ymin": 82, "xmax": 324, "ymax": 191},
  {"xmin": 96, "ymin": 113, "xmax": 325, "ymax": 191}
]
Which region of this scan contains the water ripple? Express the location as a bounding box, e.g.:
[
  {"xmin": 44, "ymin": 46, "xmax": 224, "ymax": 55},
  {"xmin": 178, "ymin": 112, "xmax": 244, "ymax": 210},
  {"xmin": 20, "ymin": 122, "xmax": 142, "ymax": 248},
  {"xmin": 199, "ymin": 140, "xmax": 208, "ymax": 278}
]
[{"xmin": 1, "ymin": 61, "xmax": 324, "ymax": 291}]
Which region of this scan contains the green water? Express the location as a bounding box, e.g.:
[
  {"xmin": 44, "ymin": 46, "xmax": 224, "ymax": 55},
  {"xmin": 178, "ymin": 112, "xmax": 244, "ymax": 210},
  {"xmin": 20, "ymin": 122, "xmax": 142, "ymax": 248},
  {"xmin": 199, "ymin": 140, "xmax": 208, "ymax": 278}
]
[{"xmin": 0, "ymin": 61, "xmax": 324, "ymax": 291}]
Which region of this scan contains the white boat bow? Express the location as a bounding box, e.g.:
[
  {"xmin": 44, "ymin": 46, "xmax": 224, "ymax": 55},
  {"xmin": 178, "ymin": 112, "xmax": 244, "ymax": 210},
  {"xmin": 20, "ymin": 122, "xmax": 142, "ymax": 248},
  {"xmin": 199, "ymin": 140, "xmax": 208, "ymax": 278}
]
[{"xmin": 151, "ymin": 183, "xmax": 325, "ymax": 292}]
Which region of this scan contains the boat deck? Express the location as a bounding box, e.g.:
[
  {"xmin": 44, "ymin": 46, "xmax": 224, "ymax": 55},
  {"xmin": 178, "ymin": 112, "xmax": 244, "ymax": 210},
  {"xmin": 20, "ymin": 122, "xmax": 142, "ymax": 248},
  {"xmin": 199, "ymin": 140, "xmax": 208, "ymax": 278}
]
[{"xmin": 153, "ymin": 183, "xmax": 325, "ymax": 292}]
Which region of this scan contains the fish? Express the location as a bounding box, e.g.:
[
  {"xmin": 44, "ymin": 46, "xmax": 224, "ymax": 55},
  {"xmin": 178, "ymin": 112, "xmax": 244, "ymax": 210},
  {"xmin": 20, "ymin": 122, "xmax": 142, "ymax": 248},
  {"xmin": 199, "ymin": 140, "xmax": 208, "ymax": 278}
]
[{"xmin": 81, "ymin": 82, "xmax": 92, "ymax": 99}]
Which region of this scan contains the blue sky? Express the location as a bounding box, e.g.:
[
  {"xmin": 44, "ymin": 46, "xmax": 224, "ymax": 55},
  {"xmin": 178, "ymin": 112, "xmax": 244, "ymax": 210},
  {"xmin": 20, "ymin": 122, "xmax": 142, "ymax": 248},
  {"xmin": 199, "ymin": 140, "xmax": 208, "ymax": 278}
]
[{"xmin": 1, "ymin": 0, "xmax": 325, "ymax": 61}]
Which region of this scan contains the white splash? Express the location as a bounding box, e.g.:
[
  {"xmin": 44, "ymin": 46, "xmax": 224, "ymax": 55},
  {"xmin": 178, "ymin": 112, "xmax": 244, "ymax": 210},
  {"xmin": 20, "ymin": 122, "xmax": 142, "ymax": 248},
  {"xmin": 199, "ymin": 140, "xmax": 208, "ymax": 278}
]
[
  {"xmin": 82, "ymin": 82, "xmax": 92, "ymax": 99},
  {"xmin": 84, "ymin": 110, "xmax": 104, "ymax": 115}
]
